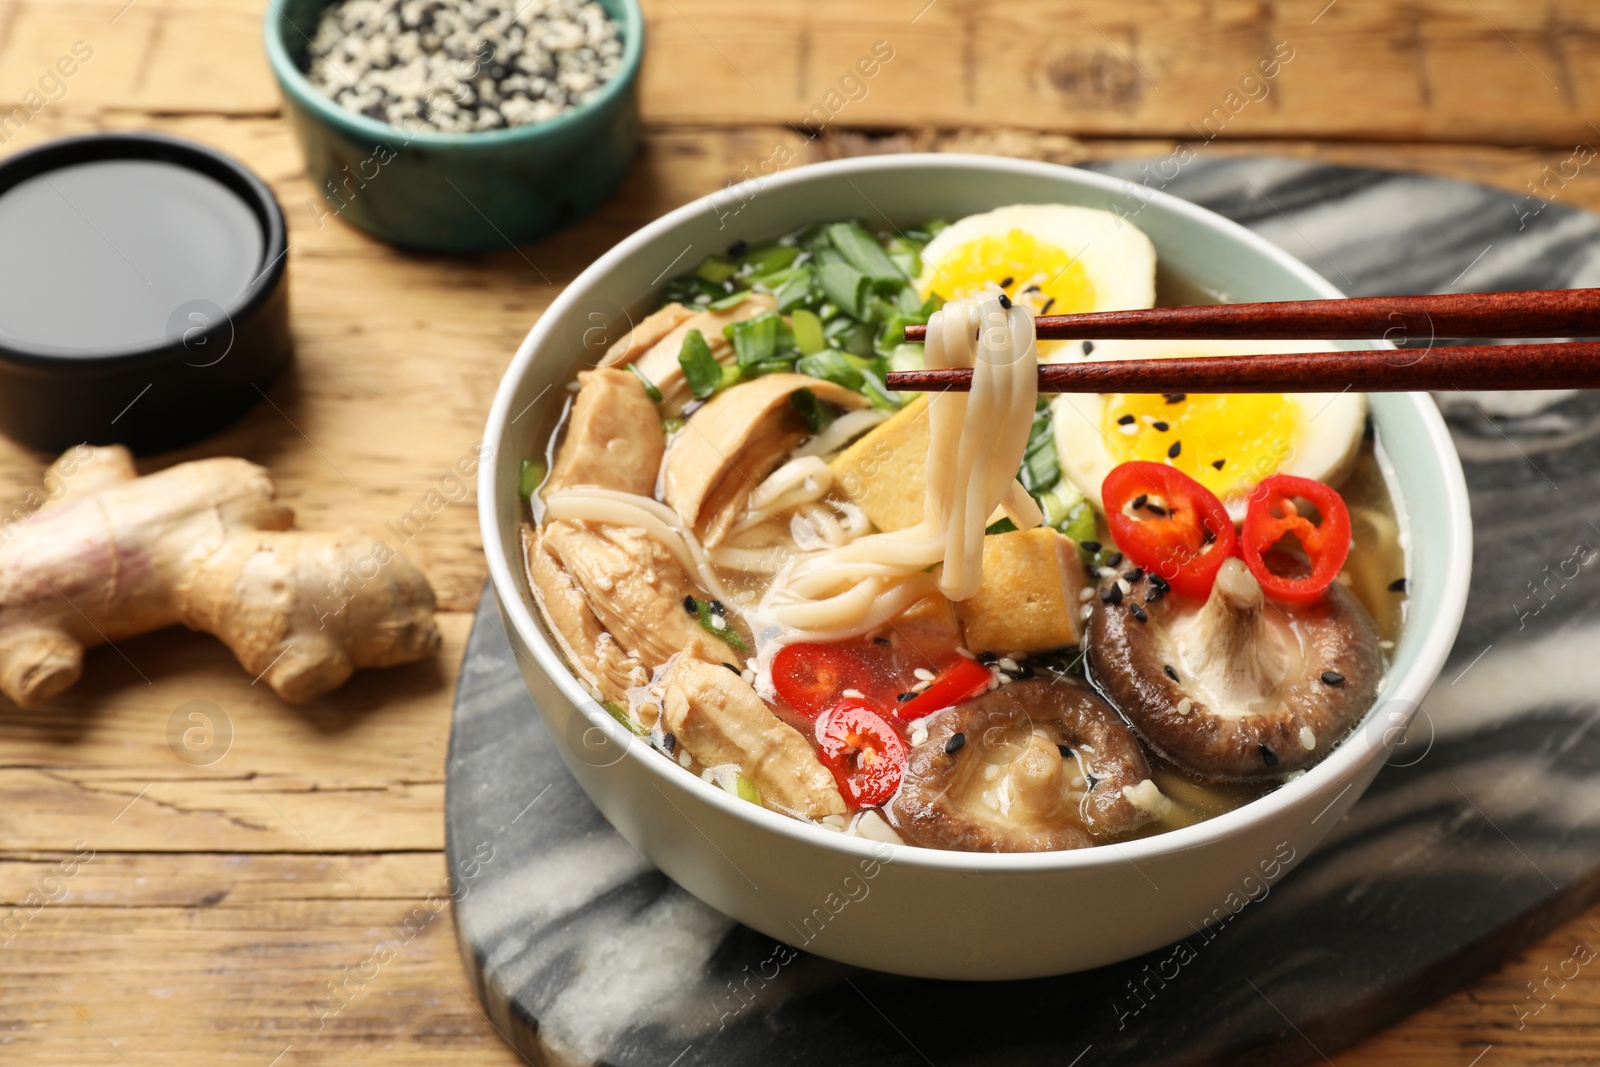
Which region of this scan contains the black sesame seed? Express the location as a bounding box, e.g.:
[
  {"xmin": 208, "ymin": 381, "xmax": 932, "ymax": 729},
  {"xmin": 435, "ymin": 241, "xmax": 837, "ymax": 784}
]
[
  {"xmin": 897, "ymin": 691, "xmax": 917, "ymax": 703},
  {"xmin": 1106, "ymin": 552, "xmax": 1124, "ymax": 567},
  {"xmin": 1164, "ymin": 665, "xmax": 1179, "ymax": 682},
  {"xmin": 873, "ymin": 635, "xmax": 892, "ymax": 645},
  {"xmin": 1079, "ymin": 540, "xmax": 1103, "ymax": 554},
  {"xmin": 1149, "ymin": 574, "xmax": 1170, "ymax": 592},
  {"xmin": 1118, "ymin": 414, "xmax": 1136, "ymax": 426},
  {"xmin": 998, "ymin": 292, "xmax": 1012, "ymax": 309},
  {"xmin": 1212, "ymin": 459, "xmax": 1226, "ymax": 470},
  {"xmin": 1057, "ymin": 743, "xmax": 1074, "ymax": 758},
  {"xmin": 998, "ymin": 276, "xmax": 1014, "ymax": 289},
  {"xmin": 727, "ymin": 239, "xmax": 749, "ymax": 257},
  {"xmin": 1145, "ymin": 587, "xmax": 1166, "ymax": 603},
  {"xmin": 1084, "ymin": 772, "xmax": 1100, "ymax": 789},
  {"xmin": 1125, "ymin": 567, "xmax": 1145, "ymax": 582},
  {"xmin": 1079, "ymin": 338, "xmax": 1091, "ymax": 354},
  {"xmin": 977, "ymin": 650, "xmax": 999, "ymax": 664},
  {"xmin": 1101, "ymin": 584, "xmax": 1124, "ymax": 605},
  {"xmin": 723, "ymin": 662, "xmax": 742, "ymax": 675},
  {"xmin": 945, "ymin": 732, "xmax": 967, "ymax": 754},
  {"xmin": 1168, "ymin": 440, "xmax": 1182, "ymax": 459},
  {"xmin": 1152, "ymin": 420, "xmax": 1170, "ymax": 432},
  {"xmin": 1321, "ymin": 671, "xmax": 1346, "ymax": 686},
  {"xmin": 1132, "ymin": 493, "xmax": 1148, "ymax": 509},
  {"xmin": 1164, "ymin": 393, "xmax": 1187, "ymax": 404},
  {"xmin": 662, "ymin": 732, "xmax": 676, "ymax": 753},
  {"xmin": 1145, "ymin": 503, "xmax": 1169, "ymax": 517},
  {"xmin": 1259, "ymin": 744, "xmax": 1279, "ymax": 767},
  {"xmin": 1129, "ymin": 603, "xmax": 1149, "ymax": 623},
  {"xmin": 682, "ymin": 595, "xmax": 697, "ymax": 615},
  {"xmin": 1389, "ymin": 578, "xmax": 1408, "ymax": 593},
  {"xmin": 708, "ymin": 599, "xmax": 728, "ymax": 616},
  {"xmin": 1023, "ymin": 285, "xmax": 1041, "ymax": 294}
]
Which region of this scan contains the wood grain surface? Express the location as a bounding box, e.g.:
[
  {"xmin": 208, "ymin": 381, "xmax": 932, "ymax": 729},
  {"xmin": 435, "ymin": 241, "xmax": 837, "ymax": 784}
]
[{"xmin": 1, "ymin": 1, "xmax": 1598, "ymax": 1064}]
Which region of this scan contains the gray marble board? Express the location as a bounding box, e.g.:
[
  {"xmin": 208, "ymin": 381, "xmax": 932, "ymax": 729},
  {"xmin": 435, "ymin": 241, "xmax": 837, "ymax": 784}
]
[{"xmin": 446, "ymin": 156, "xmax": 1600, "ymax": 1066}]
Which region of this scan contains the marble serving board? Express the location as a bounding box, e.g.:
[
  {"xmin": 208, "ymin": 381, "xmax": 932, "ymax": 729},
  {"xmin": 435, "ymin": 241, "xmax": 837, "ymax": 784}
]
[{"xmin": 446, "ymin": 157, "xmax": 1600, "ymax": 1067}]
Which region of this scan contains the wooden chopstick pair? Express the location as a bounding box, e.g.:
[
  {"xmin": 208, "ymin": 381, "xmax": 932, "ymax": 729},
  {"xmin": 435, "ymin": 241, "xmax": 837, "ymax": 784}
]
[{"xmin": 886, "ymin": 288, "xmax": 1600, "ymax": 393}]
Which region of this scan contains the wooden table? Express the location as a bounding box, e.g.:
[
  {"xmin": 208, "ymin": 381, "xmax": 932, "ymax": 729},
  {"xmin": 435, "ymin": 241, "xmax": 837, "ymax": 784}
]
[{"xmin": 2, "ymin": 2, "xmax": 1597, "ymax": 1063}]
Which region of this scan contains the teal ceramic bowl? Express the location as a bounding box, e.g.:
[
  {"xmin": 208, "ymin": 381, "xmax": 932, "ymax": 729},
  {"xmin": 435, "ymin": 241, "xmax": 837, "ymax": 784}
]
[{"xmin": 263, "ymin": 0, "xmax": 642, "ymax": 252}]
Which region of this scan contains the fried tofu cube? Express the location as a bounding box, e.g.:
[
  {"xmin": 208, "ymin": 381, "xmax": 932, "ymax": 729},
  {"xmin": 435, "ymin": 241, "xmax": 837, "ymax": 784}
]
[
  {"xmin": 955, "ymin": 528, "xmax": 1087, "ymax": 654},
  {"xmin": 829, "ymin": 395, "xmax": 930, "ymax": 532}
]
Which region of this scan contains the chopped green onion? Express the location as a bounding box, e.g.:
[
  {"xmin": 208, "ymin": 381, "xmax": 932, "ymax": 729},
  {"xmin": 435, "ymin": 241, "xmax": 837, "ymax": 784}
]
[
  {"xmin": 693, "ymin": 597, "xmax": 750, "ymax": 652},
  {"xmin": 875, "ymin": 312, "xmax": 928, "ymax": 355},
  {"xmin": 858, "ymin": 367, "xmax": 904, "ymax": 413},
  {"xmin": 1020, "ymin": 411, "xmax": 1061, "ymax": 494},
  {"xmin": 773, "ymin": 268, "xmax": 816, "ymax": 311},
  {"xmin": 662, "ymin": 416, "xmax": 686, "ymax": 434},
  {"xmin": 985, "ymin": 517, "xmax": 1019, "ymax": 535},
  {"xmin": 790, "ymin": 308, "xmax": 826, "ymax": 355},
  {"xmin": 718, "ymin": 364, "xmax": 743, "ymax": 390},
  {"xmin": 886, "ymin": 343, "xmax": 925, "ymax": 374},
  {"xmin": 707, "ymin": 290, "xmax": 749, "ymax": 311},
  {"xmin": 824, "ymin": 316, "xmax": 876, "ymax": 358},
  {"xmin": 746, "ymin": 357, "xmax": 797, "ymax": 377},
  {"xmin": 796, "ymin": 349, "xmax": 865, "ymax": 391},
  {"xmin": 790, "ymin": 387, "xmax": 839, "ymax": 434},
  {"xmin": 627, "ymin": 363, "xmax": 663, "ymax": 403},
  {"xmin": 824, "ymin": 222, "xmax": 906, "ymax": 288},
  {"xmin": 724, "ymin": 310, "xmax": 795, "ymax": 367},
  {"xmin": 885, "ymin": 235, "xmax": 923, "ymax": 278},
  {"xmin": 694, "ymin": 256, "xmax": 739, "ymax": 284},
  {"xmin": 602, "ymin": 700, "xmax": 647, "ymax": 737},
  {"xmin": 518, "ymin": 458, "xmax": 546, "ymax": 500},
  {"xmin": 738, "ymin": 243, "xmax": 800, "ymax": 275},
  {"xmin": 735, "ymin": 774, "xmax": 762, "ymax": 805},
  {"xmin": 817, "ymin": 261, "xmax": 873, "ymax": 321},
  {"xmin": 678, "ymin": 328, "xmax": 722, "ymax": 399}
]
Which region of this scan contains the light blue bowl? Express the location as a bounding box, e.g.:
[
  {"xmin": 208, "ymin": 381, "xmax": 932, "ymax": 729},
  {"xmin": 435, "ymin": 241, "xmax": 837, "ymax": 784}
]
[
  {"xmin": 479, "ymin": 155, "xmax": 1472, "ymax": 979},
  {"xmin": 263, "ymin": 0, "xmax": 642, "ymax": 252}
]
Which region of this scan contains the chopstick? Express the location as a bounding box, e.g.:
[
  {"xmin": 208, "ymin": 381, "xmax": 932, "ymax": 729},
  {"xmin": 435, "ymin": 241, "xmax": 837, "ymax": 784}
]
[
  {"xmin": 898, "ymin": 287, "xmax": 1600, "ymax": 343},
  {"xmin": 883, "ymin": 341, "xmax": 1600, "ymax": 394}
]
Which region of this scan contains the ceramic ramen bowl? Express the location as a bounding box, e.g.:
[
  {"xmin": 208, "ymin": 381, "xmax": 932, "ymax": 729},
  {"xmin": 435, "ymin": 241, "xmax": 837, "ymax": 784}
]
[{"xmin": 478, "ymin": 154, "xmax": 1471, "ymax": 980}]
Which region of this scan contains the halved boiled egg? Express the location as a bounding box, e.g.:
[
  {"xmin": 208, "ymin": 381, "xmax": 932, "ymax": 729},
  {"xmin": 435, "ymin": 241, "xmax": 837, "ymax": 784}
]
[
  {"xmin": 1050, "ymin": 337, "xmax": 1368, "ymax": 521},
  {"xmin": 917, "ymin": 205, "xmax": 1155, "ymax": 356}
]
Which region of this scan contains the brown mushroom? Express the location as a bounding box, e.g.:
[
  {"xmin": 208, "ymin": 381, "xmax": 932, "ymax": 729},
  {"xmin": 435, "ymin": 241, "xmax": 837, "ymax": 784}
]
[
  {"xmin": 1087, "ymin": 556, "xmax": 1383, "ymax": 780},
  {"xmin": 887, "ymin": 679, "xmax": 1163, "ymax": 852}
]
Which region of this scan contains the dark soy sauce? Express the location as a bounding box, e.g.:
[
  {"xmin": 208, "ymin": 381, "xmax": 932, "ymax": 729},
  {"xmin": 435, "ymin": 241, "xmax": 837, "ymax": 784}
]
[{"xmin": 0, "ymin": 159, "xmax": 264, "ymax": 356}]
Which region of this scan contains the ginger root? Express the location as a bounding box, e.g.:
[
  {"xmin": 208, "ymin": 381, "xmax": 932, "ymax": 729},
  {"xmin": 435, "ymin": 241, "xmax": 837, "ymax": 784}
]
[{"xmin": 0, "ymin": 445, "xmax": 440, "ymax": 707}]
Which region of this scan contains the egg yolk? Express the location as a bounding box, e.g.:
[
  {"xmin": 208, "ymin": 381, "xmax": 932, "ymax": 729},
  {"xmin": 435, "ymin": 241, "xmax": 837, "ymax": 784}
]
[
  {"xmin": 1101, "ymin": 393, "xmax": 1302, "ymax": 502},
  {"xmin": 921, "ymin": 230, "xmax": 1096, "ymax": 315}
]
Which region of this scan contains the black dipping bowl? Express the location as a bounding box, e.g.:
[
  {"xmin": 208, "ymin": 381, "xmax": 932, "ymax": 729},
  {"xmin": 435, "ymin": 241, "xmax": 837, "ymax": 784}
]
[{"xmin": 0, "ymin": 133, "xmax": 291, "ymax": 454}]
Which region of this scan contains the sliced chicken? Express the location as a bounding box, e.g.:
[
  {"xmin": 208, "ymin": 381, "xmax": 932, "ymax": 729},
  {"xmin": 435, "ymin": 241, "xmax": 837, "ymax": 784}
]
[
  {"xmin": 602, "ymin": 303, "xmax": 696, "ymax": 366},
  {"xmin": 523, "ymin": 525, "xmax": 640, "ymax": 704},
  {"xmin": 661, "ymin": 373, "xmax": 869, "ymax": 546},
  {"xmin": 542, "ymin": 521, "xmax": 739, "ymax": 670},
  {"xmin": 599, "ymin": 294, "xmax": 777, "ymax": 410},
  {"xmin": 546, "ymin": 368, "xmax": 663, "ymax": 496},
  {"xmin": 662, "ymin": 656, "xmax": 847, "ymax": 819}
]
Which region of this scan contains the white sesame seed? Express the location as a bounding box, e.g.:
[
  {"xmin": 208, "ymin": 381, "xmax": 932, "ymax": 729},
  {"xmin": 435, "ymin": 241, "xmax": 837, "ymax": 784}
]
[
  {"xmin": 1079, "ymin": 586, "xmax": 1095, "ymax": 602},
  {"xmin": 913, "ymin": 667, "xmax": 936, "ymax": 682},
  {"xmin": 998, "ymin": 657, "xmax": 1020, "ymax": 673},
  {"xmin": 842, "ymin": 688, "xmax": 865, "ymax": 699},
  {"xmin": 1177, "ymin": 697, "xmax": 1192, "ymax": 715},
  {"xmin": 1299, "ymin": 726, "xmax": 1316, "ymax": 750}
]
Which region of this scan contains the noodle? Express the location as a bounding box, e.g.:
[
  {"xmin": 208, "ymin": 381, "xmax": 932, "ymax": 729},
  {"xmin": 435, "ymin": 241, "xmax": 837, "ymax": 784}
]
[{"xmin": 754, "ymin": 289, "xmax": 1041, "ymax": 642}]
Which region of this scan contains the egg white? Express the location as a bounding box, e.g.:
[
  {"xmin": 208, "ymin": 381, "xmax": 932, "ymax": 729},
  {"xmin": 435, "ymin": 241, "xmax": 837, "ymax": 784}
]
[
  {"xmin": 916, "ymin": 204, "xmax": 1157, "ymax": 313},
  {"xmin": 1049, "ymin": 337, "xmax": 1368, "ymax": 522}
]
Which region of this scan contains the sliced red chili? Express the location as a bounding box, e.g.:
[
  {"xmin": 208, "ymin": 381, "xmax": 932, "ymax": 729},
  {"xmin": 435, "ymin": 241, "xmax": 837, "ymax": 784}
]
[
  {"xmin": 1240, "ymin": 474, "xmax": 1352, "ymax": 604},
  {"xmin": 1101, "ymin": 461, "xmax": 1237, "ymax": 600},
  {"xmin": 815, "ymin": 699, "xmax": 907, "ymax": 808},
  {"xmin": 772, "ymin": 642, "xmax": 871, "ymax": 718},
  {"xmin": 894, "ymin": 656, "xmax": 993, "ymax": 721}
]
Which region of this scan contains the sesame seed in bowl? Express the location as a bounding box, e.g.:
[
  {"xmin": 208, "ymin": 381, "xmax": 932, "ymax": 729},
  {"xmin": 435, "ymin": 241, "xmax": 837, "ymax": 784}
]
[{"xmin": 304, "ymin": 0, "xmax": 625, "ymax": 134}]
